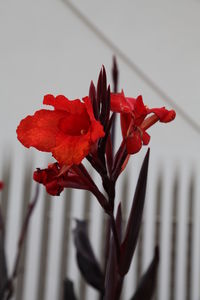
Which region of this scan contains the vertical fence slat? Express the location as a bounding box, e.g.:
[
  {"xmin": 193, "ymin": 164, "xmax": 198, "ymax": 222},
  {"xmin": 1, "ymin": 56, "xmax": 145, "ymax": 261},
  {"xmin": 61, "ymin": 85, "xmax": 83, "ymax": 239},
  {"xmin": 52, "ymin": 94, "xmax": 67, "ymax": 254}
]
[
  {"xmin": 186, "ymin": 173, "xmax": 194, "ymax": 300},
  {"xmin": 36, "ymin": 192, "xmax": 51, "ymax": 300},
  {"xmin": 15, "ymin": 163, "xmax": 32, "ymax": 300},
  {"xmin": 78, "ymin": 190, "xmax": 92, "ymax": 300},
  {"xmin": 170, "ymin": 173, "xmax": 179, "ymax": 300},
  {"xmin": 98, "ymin": 213, "xmax": 109, "ymax": 300},
  {"xmin": 58, "ymin": 189, "xmax": 73, "ymax": 300},
  {"xmin": 1, "ymin": 155, "xmax": 200, "ymax": 299},
  {"xmin": 154, "ymin": 171, "xmax": 163, "ymax": 300},
  {"xmin": 0, "ymin": 158, "xmax": 11, "ymax": 296},
  {"xmin": 155, "ymin": 172, "xmax": 162, "ymax": 247},
  {"xmin": 0, "ymin": 158, "xmax": 12, "ymax": 237},
  {"xmin": 120, "ymin": 175, "xmax": 129, "ymax": 300}
]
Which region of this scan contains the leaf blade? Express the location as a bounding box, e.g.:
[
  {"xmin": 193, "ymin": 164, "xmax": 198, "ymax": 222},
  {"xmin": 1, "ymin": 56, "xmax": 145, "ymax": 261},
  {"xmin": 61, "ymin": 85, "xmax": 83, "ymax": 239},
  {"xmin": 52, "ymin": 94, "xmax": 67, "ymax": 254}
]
[
  {"xmin": 119, "ymin": 149, "xmax": 150, "ymax": 275},
  {"xmin": 73, "ymin": 220, "xmax": 104, "ymax": 292},
  {"xmin": 130, "ymin": 246, "xmax": 159, "ymax": 300},
  {"xmin": 63, "ymin": 278, "xmax": 77, "ymax": 300}
]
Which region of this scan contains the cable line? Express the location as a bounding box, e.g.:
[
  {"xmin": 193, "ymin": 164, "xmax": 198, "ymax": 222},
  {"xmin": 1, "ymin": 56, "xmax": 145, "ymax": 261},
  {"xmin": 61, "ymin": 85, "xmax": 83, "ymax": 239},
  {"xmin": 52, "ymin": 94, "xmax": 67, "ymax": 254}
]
[{"xmin": 63, "ymin": 0, "xmax": 200, "ymax": 135}]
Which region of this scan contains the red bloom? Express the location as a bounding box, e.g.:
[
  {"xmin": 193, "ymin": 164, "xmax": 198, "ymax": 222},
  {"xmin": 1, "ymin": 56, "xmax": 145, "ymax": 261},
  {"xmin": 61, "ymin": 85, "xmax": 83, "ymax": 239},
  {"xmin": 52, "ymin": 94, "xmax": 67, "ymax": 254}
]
[
  {"xmin": 33, "ymin": 162, "xmax": 102, "ymax": 198},
  {"xmin": 34, "ymin": 163, "xmax": 64, "ymax": 196},
  {"xmin": 0, "ymin": 181, "xmax": 3, "ymax": 190},
  {"xmin": 17, "ymin": 95, "xmax": 105, "ymax": 166},
  {"xmin": 111, "ymin": 91, "xmax": 176, "ymax": 154}
]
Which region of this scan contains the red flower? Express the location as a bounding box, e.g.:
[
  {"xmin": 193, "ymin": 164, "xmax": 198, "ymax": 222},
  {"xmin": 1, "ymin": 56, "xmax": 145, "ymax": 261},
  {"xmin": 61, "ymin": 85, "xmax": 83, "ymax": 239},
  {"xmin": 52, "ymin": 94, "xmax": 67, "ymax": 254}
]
[
  {"xmin": 33, "ymin": 163, "xmax": 107, "ymax": 205},
  {"xmin": 111, "ymin": 91, "xmax": 176, "ymax": 154},
  {"xmin": 34, "ymin": 163, "xmax": 91, "ymax": 196},
  {"xmin": 17, "ymin": 95, "xmax": 105, "ymax": 166},
  {"xmin": 0, "ymin": 181, "xmax": 3, "ymax": 190},
  {"xmin": 34, "ymin": 163, "xmax": 64, "ymax": 196}
]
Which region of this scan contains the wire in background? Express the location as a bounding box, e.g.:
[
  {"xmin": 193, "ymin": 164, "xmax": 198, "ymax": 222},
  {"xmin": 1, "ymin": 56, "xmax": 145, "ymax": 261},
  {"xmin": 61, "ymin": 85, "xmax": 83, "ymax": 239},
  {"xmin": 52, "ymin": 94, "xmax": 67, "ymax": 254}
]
[{"xmin": 62, "ymin": 0, "xmax": 200, "ymax": 135}]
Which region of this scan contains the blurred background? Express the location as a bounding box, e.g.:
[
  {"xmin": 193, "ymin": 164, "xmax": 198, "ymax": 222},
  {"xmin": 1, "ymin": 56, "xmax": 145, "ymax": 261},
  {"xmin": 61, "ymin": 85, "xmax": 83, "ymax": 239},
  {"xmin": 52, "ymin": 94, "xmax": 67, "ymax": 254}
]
[{"xmin": 0, "ymin": 1, "xmax": 200, "ymax": 299}]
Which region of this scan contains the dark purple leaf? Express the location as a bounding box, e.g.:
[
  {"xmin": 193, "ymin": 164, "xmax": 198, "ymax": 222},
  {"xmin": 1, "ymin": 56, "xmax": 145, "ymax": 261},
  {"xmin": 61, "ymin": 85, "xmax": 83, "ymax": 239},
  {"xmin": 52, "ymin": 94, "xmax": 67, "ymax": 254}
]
[
  {"xmin": 110, "ymin": 56, "xmax": 118, "ymax": 149},
  {"xmin": 86, "ymin": 153, "xmax": 106, "ymax": 177},
  {"xmin": 112, "ymin": 56, "xmax": 118, "ymax": 93},
  {"xmin": 105, "ymin": 135, "xmax": 113, "ymax": 177},
  {"xmin": 130, "ymin": 246, "xmax": 159, "ymax": 300},
  {"xmin": 102, "ymin": 65, "xmax": 107, "ymax": 102},
  {"xmin": 63, "ymin": 278, "xmax": 77, "ymax": 300},
  {"xmin": 73, "ymin": 220, "xmax": 104, "ymax": 293},
  {"xmin": 119, "ymin": 149, "xmax": 150, "ymax": 276},
  {"xmin": 103, "ymin": 85, "xmax": 111, "ymax": 131},
  {"xmin": 115, "ymin": 203, "xmax": 123, "ymax": 243},
  {"xmin": 99, "ymin": 67, "xmax": 109, "ymax": 129},
  {"xmin": 112, "ymin": 139, "xmax": 128, "ymax": 182},
  {"xmin": 89, "ymin": 81, "xmax": 98, "ymax": 120},
  {"xmin": 97, "ymin": 69, "xmax": 102, "ymax": 113},
  {"xmin": 110, "ymin": 112, "xmax": 116, "ymax": 154},
  {"xmin": 99, "ymin": 112, "xmax": 115, "ymax": 159}
]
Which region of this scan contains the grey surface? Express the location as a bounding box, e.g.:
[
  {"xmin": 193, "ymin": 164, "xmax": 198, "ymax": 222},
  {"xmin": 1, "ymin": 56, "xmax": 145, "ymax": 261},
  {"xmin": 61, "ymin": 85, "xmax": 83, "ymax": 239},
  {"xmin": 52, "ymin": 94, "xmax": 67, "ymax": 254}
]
[{"xmin": 0, "ymin": 0, "xmax": 200, "ymax": 153}]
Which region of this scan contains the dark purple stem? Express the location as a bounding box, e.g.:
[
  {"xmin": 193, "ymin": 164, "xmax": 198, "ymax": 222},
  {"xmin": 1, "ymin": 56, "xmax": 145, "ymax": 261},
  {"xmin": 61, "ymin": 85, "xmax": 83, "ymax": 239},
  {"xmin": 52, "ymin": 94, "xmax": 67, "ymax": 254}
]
[
  {"xmin": 5, "ymin": 184, "xmax": 40, "ymax": 300},
  {"xmin": 73, "ymin": 165, "xmax": 108, "ymax": 211},
  {"xmin": 0, "ymin": 204, "xmax": 5, "ymax": 234},
  {"xmin": 109, "ymin": 213, "xmax": 120, "ymax": 264}
]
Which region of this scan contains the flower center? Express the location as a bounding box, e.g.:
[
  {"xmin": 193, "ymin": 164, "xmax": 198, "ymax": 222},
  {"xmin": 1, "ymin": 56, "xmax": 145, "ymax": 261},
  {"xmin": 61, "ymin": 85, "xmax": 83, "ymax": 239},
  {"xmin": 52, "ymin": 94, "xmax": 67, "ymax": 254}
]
[{"xmin": 59, "ymin": 114, "xmax": 90, "ymax": 136}]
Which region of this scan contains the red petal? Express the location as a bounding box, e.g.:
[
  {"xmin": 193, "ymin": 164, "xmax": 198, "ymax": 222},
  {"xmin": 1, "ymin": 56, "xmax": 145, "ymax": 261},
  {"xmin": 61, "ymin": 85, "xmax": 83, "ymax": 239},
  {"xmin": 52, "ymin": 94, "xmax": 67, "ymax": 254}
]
[
  {"xmin": 44, "ymin": 94, "xmax": 86, "ymax": 114},
  {"xmin": 46, "ymin": 180, "xmax": 63, "ymax": 196},
  {"xmin": 147, "ymin": 107, "xmax": 176, "ymax": 123},
  {"xmin": 110, "ymin": 91, "xmax": 132, "ymax": 113},
  {"xmin": 126, "ymin": 131, "xmax": 142, "ymax": 154},
  {"xmin": 134, "ymin": 95, "xmax": 148, "ymax": 121},
  {"xmin": 33, "ymin": 169, "xmax": 47, "ymax": 184},
  {"xmin": 83, "ymin": 96, "xmax": 105, "ymax": 142},
  {"xmin": 51, "ymin": 98, "xmax": 104, "ymax": 165},
  {"xmin": 33, "ymin": 164, "xmax": 64, "ymax": 196},
  {"xmin": 17, "ymin": 109, "xmax": 67, "ymax": 152},
  {"xmin": 120, "ymin": 113, "xmax": 132, "ymax": 138},
  {"xmin": 59, "ymin": 114, "xmax": 90, "ymax": 136},
  {"xmin": 82, "ymin": 96, "xmax": 96, "ymax": 121},
  {"xmin": 142, "ymin": 131, "xmax": 151, "ymax": 145},
  {"xmin": 52, "ymin": 133, "xmax": 91, "ymax": 165},
  {"xmin": 90, "ymin": 121, "xmax": 105, "ymax": 142},
  {"xmin": 18, "ymin": 95, "xmax": 105, "ymax": 166}
]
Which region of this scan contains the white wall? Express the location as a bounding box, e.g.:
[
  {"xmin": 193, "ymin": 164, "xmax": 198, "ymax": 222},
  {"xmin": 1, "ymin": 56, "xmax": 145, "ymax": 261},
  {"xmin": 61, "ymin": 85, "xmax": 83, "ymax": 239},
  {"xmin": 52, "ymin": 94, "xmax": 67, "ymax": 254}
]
[{"xmin": 0, "ymin": 1, "xmax": 200, "ymax": 299}]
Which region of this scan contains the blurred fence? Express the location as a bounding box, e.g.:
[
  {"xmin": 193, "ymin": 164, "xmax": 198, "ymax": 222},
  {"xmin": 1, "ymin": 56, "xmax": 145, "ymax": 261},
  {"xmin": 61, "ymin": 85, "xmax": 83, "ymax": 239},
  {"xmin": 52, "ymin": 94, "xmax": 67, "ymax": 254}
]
[{"xmin": 0, "ymin": 153, "xmax": 200, "ymax": 300}]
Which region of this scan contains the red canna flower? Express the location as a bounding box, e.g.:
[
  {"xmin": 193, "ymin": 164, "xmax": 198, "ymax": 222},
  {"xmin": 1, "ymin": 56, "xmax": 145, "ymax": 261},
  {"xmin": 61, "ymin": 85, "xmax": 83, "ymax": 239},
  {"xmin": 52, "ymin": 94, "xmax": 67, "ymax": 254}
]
[
  {"xmin": 0, "ymin": 181, "xmax": 3, "ymax": 190},
  {"xmin": 17, "ymin": 95, "xmax": 105, "ymax": 166},
  {"xmin": 33, "ymin": 163, "xmax": 91, "ymax": 196},
  {"xmin": 34, "ymin": 163, "xmax": 64, "ymax": 196},
  {"xmin": 110, "ymin": 91, "xmax": 176, "ymax": 154},
  {"xmin": 33, "ymin": 162, "xmax": 108, "ymax": 209}
]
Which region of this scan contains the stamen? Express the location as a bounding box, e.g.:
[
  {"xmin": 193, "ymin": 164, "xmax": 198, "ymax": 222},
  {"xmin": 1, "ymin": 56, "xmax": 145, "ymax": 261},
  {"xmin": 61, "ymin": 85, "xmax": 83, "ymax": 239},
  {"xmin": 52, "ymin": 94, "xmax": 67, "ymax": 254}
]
[
  {"xmin": 81, "ymin": 129, "xmax": 87, "ymax": 135},
  {"xmin": 141, "ymin": 115, "xmax": 159, "ymax": 131}
]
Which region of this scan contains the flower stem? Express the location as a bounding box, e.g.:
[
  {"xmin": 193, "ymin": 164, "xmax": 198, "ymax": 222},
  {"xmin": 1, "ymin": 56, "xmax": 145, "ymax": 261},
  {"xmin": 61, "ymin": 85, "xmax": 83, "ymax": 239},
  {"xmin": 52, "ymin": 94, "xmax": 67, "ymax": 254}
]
[
  {"xmin": 5, "ymin": 185, "xmax": 39, "ymax": 300},
  {"xmin": 109, "ymin": 213, "xmax": 120, "ymax": 263}
]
